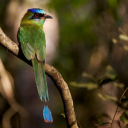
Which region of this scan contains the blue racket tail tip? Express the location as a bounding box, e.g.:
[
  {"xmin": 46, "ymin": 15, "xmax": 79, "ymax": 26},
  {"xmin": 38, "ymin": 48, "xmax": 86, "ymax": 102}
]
[{"xmin": 43, "ymin": 105, "xmax": 53, "ymax": 123}]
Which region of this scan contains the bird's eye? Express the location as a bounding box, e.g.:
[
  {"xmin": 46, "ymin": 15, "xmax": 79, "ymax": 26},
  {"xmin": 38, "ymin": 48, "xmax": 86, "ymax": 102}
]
[
  {"xmin": 35, "ymin": 13, "xmax": 39, "ymax": 17},
  {"xmin": 41, "ymin": 14, "xmax": 44, "ymax": 17}
]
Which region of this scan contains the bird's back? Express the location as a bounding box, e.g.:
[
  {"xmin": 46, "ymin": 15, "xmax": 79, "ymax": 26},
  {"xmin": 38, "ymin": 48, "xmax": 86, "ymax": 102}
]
[{"xmin": 18, "ymin": 24, "xmax": 46, "ymax": 61}]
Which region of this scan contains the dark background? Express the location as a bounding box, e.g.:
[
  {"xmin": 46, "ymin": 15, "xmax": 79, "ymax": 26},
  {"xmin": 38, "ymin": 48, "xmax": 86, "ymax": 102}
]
[{"xmin": 0, "ymin": 0, "xmax": 128, "ymax": 128}]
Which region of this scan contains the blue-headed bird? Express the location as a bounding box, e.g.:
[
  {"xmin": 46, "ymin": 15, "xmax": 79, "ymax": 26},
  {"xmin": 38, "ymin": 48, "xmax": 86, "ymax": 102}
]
[{"xmin": 17, "ymin": 8, "xmax": 53, "ymax": 123}]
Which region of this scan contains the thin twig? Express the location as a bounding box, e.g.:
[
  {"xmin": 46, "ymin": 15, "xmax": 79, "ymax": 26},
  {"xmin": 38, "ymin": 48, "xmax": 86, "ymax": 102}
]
[
  {"xmin": 111, "ymin": 87, "xmax": 128, "ymax": 128},
  {"xmin": 119, "ymin": 88, "xmax": 128, "ymax": 101},
  {"xmin": 0, "ymin": 28, "xmax": 78, "ymax": 128}
]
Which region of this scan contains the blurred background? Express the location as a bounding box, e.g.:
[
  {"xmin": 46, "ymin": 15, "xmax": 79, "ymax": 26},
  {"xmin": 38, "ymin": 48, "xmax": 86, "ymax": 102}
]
[{"xmin": 0, "ymin": 0, "xmax": 128, "ymax": 128}]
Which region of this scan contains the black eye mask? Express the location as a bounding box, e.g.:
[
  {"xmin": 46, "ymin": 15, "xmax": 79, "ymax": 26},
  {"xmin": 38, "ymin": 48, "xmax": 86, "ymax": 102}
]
[{"xmin": 29, "ymin": 13, "xmax": 45, "ymax": 20}]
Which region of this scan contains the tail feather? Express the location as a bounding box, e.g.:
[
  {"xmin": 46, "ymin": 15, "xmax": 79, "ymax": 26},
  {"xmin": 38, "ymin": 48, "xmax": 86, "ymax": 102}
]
[
  {"xmin": 32, "ymin": 57, "xmax": 49, "ymax": 101},
  {"xmin": 43, "ymin": 105, "xmax": 53, "ymax": 123}
]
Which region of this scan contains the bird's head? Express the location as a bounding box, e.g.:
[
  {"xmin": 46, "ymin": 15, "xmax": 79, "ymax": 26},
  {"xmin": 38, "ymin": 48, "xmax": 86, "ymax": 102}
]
[{"xmin": 21, "ymin": 8, "xmax": 53, "ymax": 27}]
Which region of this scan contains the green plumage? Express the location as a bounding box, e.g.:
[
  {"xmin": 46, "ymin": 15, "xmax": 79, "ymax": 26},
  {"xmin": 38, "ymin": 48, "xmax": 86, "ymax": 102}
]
[
  {"xmin": 17, "ymin": 8, "xmax": 53, "ymax": 123},
  {"xmin": 32, "ymin": 57, "xmax": 48, "ymax": 101},
  {"xmin": 18, "ymin": 23, "xmax": 48, "ymax": 101}
]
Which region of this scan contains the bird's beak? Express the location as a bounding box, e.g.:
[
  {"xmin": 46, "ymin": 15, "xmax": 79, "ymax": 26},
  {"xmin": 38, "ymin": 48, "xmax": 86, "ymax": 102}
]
[{"xmin": 44, "ymin": 14, "xmax": 53, "ymax": 19}]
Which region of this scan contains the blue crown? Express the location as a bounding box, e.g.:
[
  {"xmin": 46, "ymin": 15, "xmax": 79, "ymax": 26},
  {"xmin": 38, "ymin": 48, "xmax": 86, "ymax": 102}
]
[{"xmin": 28, "ymin": 8, "xmax": 46, "ymax": 14}]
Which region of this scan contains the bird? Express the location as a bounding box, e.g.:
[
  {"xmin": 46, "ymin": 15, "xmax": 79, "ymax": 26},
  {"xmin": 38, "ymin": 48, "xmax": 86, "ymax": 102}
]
[{"xmin": 17, "ymin": 8, "xmax": 53, "ymax": 123}]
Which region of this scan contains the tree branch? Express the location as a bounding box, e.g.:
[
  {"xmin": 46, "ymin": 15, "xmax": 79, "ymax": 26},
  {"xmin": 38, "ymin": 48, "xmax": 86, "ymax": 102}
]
[{"xmin": 0, "ymin": 28, "xmax": 78, "ymax": 128}]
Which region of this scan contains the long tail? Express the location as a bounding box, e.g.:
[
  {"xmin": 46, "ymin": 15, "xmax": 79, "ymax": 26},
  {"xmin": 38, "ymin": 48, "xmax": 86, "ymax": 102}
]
[
  {"xmin": 43, "ymin": 105, "xmax": 53, "ymax": 123},
  {"xmin": 32, "ymin": 57, "xmax": 49, "ymax": 101}
]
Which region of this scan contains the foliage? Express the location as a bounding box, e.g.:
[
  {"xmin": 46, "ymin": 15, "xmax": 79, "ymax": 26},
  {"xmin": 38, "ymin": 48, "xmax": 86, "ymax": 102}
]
[
  {"xmin": 120, "ymin": 114, "xmax": 128, "ymax": 125},
  {"xmin": 1, "ymin": 0, "xmax": 128, "ymax": 128}
]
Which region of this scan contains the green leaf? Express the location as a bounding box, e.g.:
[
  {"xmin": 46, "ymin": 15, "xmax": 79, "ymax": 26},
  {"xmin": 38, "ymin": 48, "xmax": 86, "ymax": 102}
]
[
  {"xmin": 112, "ymin": 38, "xmax": 118, "ymax": 44},
  {"xmin": 123, "ymin": 45, "xmax": 128, "ymax": 51},
  {"xmin": 120, "ymin": 114, "xmax": 128, "ymax": 125},
  {"xmin": 108, "ymin": 0, "xmax": 118, "ymax": 8},
  {"xmin": 82, "ymin": 72, "xmax": 93, "ymax": 78},
  {"xmin": 112, "ymin": 38, "xmax": 128, "ymax": 51},
  {"xmin": 105, "ymin": 65, "xmax": 117, "ymax": 80},
  {"xmin": 61, "ymin": 113, "xmax": 65, "ymax": 118},
  {"xmin": 82, "ymin": 72, "xmax": 96, "ymax": 82},
  {"xmin": 70, "ymin": 81, "xmax": 98, "ymax": 90},
  {"xmin": 112, "ymin": 82, "xmax": 124, "ymax": 88},
  {"xmin": 119, "ymin": 34, "xmax": 128, "ymax": 42},
  {"xmin": 98, "ymin": 93, "xmax": 117, "ymax": 101}
]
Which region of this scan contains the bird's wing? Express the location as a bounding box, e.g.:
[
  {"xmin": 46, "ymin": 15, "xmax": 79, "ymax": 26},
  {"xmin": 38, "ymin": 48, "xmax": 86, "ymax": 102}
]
[
  {"xmin": 17, "ymin": 25, "xmax": 46, "ymax": 61},
  {"xmin": 17, "ymin": 27, "xmax": 35, "ymax": 60}
]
